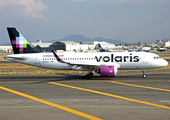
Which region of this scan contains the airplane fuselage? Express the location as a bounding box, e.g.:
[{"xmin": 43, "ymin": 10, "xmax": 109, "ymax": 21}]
[
  {"xmin": 6, "ymin": 27, "xmax": 168, "ymax": 78},
  {"xmin": 5, "ymin": 52, "xmax": 168, "ymax": 71}
]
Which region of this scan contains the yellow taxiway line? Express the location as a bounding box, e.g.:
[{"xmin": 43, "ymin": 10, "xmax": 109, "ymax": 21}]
[
  {"xmin": 0, "ymin": 80, "xmax": 170, "ymax": 84},
  {"xmin": 49, "ymin": 82, "xmax": 170, "ymax": 110},
  {"xmin": 0, "ymin": 86, "xmax": 102, "ymax": 120},
  {"xmin": 109, "ymin": 81, "xmax": 170, "ymax": 92}
]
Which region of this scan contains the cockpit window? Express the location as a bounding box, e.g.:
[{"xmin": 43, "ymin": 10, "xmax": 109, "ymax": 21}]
[{"xmin": 154, "ymin": 56, "xmax": 161, "ymax": 59}]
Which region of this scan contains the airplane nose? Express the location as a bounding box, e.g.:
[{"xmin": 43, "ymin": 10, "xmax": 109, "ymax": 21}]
[{"xmin": 162, "ymin": 59, "xmax": 168, "ymax": 67}]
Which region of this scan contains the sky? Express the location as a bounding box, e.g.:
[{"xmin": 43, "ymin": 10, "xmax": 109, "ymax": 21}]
[{"xmin": 0, "ymin": 0, "xmax": 170, "ymax": 44}]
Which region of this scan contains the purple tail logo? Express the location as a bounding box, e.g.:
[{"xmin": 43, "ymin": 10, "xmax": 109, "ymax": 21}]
[{"xmin": 12, "ymin": 34, "xmax": 29, "ymax": 52}]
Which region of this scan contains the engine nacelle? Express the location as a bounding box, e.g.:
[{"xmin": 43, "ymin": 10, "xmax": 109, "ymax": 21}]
[{"xmin": 100, "ymin": 65, "xmax": 118, "ymax": 77}]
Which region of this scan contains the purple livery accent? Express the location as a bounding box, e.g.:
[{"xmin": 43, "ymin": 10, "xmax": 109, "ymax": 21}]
[
  {"xmin": 12, "ymin": 40, "xmax": 16, "ymax": 44},
  {"xmin": 12, "ymin": 34, "xmax": 29, "ymax": 52},
  {"xmin": 52, "ymin": 50, "xmax": 65, "ymax": 63},
  {"xmin": 7, "ymin": 27, "xmax": 38, "ymax": 54},
  {"xmin": 20, "ymin": 48, "xmax": 23, "ymax": 51},
  {"xmin": 100, "ymin": 66, "xmax": 115, "ymax": 77}
]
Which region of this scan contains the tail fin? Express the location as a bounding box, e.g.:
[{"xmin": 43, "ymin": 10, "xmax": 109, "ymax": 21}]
[
  {"xmin": 97, "ymin": 44, "xmax": 106, "ymax": 52},
  {"xmin": 7, "ymin": 27, "xmax": 38, "ymax": 54}
]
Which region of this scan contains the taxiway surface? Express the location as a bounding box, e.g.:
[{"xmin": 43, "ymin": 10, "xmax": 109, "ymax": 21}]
[{"xmin": 0, "ymin": 71, "xmax": 170, "ymax": 120}]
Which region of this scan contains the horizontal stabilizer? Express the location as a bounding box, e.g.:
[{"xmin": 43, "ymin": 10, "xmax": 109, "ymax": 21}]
[{"xmin": 4, "ymin": 56, "xmax": 26, "ymax": 61}]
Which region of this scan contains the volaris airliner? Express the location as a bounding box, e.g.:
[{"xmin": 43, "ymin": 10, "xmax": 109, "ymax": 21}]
[{"xmin": 5, "ymin": 27, "xmax": 168, "ymax": 78}]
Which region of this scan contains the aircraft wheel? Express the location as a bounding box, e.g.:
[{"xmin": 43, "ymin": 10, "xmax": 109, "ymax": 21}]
[
  {"xmin": 85, "ymin": 74, "xmax": 91, "ymax": 79},
  {"xmin": 142, "ymin": 69, "xmax": 147, "ymax": 78},
  {"xmin": 143, "ymin": 74, "xmax": 147, "ymax": 78},
  {"xmin": 89, "ymin": 73, "xmax": 93, "ymax": 77}
]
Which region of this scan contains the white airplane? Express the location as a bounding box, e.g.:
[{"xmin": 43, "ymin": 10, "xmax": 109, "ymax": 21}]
[
  {"xmin": 5, "ymin": 27, "xmax": 168, "ymax": 79},
  {"xmin": 95, "ymin": 43, "xmax": 128, "ymax": 52}
]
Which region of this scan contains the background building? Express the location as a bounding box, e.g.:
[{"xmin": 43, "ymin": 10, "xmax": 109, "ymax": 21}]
[
  {"xmin": 49, "ymin": 41, "xmax": 88, "ymax": 52},
  {"xmin": 157, "ymin": 39, "xmax": 164, "ymax": 45},
  {"xmin": 0, "ymin": 46, "xmax": 12, "ymax": 52},
  {"xmin": 32, "ymin": 40, "xmax": 52, "ymax": 52},
  {"xmin": 164, "ymin": 41, "xmax": 170, "ymax": 47}
]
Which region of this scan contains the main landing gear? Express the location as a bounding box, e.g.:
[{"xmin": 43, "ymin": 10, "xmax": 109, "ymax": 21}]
[
  {"xmin": 143, "ymin": 69, "xmax": 147, "ymax": 78},
  {"xmin": 85, "ymin": 71, "xmax": 93, "ymax": 79}
]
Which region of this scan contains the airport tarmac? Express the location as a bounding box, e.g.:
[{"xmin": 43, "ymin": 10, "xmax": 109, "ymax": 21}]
[{"xmin": 0, "ymin": 71, "xmax": 170, "ymax": 120}]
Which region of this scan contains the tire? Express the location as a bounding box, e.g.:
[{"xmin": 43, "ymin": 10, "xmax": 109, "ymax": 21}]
[
  {"xmin": 85, "ymin": 74, "xmax": 90, "ymax": 79},
  {"xmin": 89, "ymin": 73, "xmax": 93, "ymax": 77},
  {"xmin": 143, "ymin": 74, "xmax": 147, "ymax": 78}
]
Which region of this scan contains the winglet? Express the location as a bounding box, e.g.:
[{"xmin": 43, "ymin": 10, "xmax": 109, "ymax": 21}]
[{"xmin": 52, "ymin": 50, "xmax": 65, "ymax": 63}]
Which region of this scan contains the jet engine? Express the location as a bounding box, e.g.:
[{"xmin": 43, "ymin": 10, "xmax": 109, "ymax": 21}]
[{"xmin": 99, "ymin": 65, "xmax": 118, "ymax": 77}]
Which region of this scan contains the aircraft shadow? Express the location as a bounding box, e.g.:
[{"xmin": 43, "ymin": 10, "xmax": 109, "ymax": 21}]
[{"xmin": 27, "ymin": 74, "xmax": 147, "ymax": 84}]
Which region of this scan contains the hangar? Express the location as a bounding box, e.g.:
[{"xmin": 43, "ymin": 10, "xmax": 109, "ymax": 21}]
[{"xmin": 50, "ymin": 41, "xmax": 88, "ymax": 52}]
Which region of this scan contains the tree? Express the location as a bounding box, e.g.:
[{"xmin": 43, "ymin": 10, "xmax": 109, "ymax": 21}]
[
  {"xmin": 143, "ymin": 44, "xmax": 150, "ymax": 47},
  {"xmin": 124, "ymin": 42, "xmax": 128, "ymax": 46},
  {"xmin": 160, "ymin": 45, "xmax": 164, "ymax": 48}
]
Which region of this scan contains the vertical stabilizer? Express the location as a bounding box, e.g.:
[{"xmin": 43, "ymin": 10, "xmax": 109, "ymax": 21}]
[
  {"xmin": 97, "ymin": 43, "xmax": 106, "ymax": 52},
  {"xmin": 7, "ymin": 27, "xmax": 38, "ymax": 54}
]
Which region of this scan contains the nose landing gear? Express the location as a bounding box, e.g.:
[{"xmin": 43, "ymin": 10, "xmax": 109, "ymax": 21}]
[{"xmin": 143, "ymin": 69, "xmax": 147, "ymax": 78}]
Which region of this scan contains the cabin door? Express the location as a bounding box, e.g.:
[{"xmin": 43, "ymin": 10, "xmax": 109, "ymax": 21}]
[
  {"xmin": 35, "ymin": 55, "xmax": 40, "ymax": 64},
  {"xmin": 142, "ymin": 57, "xmax": 148, "ymax": 64}
]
